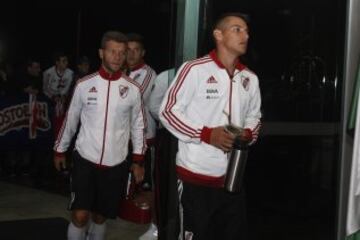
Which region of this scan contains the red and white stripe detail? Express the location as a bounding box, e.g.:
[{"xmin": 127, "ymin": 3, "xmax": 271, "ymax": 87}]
[
  {"xmin": 139, "ymin": 65, "xmax": 154, "ymax": 95},
  {"xmin": 162, "ymin": 57, "xmax": 212, "ymax": 138},
  {"xmin": 139, "ymin": 97, "xmax": 147, "ymax": 155},
  {"xmin": 250, "ymin": 121, "xmax": 261, "ymax": 144},
  {"xmin": 123, "ymin": 75, "xmax": 142, "ymax": 89},
  {"xmin": 123, "ymin": 75, "xmax": 147, "ymax": 155},
  {"xmin": 54, "ymin": 73, "xmax": 97, "ymax": 151}
]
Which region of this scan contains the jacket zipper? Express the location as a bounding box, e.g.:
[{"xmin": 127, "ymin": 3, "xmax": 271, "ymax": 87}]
[
  {"xmin": 99, "ymin": 80, "xmax": 111, "ymax": 166},
  {"xmin": 228, "ymin": 76, "xmax": 233, "ymax": 124}
]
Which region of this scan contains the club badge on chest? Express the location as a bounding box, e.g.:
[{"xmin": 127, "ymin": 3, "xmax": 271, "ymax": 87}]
[{"xmin": 119, "ymin": 85, "xmax": 129, "ymax": 98}]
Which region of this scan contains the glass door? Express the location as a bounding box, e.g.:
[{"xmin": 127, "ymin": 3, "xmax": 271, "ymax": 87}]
[{"xmin": 175, "ymin": 0, "xmax": 347, "ymax": 239}]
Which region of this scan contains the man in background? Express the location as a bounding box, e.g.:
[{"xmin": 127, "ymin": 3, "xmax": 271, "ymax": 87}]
[
  {"xmin": 125, "ymin": 32, "xmax": 158, "ymax": 240},
  {"xmin": 43, "ymin": 52, "xmax": 74, "ymax": 137}
]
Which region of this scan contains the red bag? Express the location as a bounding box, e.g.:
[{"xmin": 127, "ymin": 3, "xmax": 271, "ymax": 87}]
[{"xmin": 118, "ymin": 174, "xmax": 151, "ymax": 224}]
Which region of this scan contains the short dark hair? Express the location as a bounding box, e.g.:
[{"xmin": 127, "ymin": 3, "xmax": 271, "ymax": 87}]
[
  {"xmin": 213, "ymin": 12, "xmax": 249, "ymax": 31},
  {"xmin": 77, "ymin": 56, "xmax": 90, "ymax": 65},
  {"xmin": 100, "ymin": 31, "xmax": 128, "ymax": 49},
  {"xmin": 126, "ymin": 33, "xmax": 145, "ymax": 49},
  {"xmin": 52, "ymin": 51, "xmax": 67, "ymax": 62},
  {"xmin": 26, "ymin": 58, "xmax": 40, "ymax": 67}
]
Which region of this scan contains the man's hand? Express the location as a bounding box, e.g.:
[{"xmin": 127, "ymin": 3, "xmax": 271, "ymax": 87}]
[
  {"xmin": 54, "ymin": 154, "xmax": 66, "ymax": 171},
  {"xmin": 210, "ymin": 126, "xmax": 235, "ymax": 152},
  {"xmin": 131, "ymin": 163, "xmax": 145, "ymax": 184}
]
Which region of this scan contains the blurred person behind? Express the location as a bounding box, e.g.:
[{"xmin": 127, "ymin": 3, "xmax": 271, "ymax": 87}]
[
  {"xmin": 17, "ymin": 59, "xmax": 49, "ymax": 183},
  {"xmin": 126, "ymin": 32, "xmax": 157, "ymax": 189},
  {"xmin": 140, "ymin": 68, "xmax": 176, "ymax": 240},
  {"xmin": 43, "ymin": 52, "xmax": 74, "ymax": 99},
  {"xmin": 125, "ymin": 33, "xmax": 158, "ymax": 240},
  {"xmin": 74, "ymin": 56, "xmax": 91, "ymax": 81},
  {"xmin": 20, "ymin": 58, "xmax": 42, "ymax": 95},
  {"xmin": 67, "ymin": 56, "xmax": 91, "ymax": 108},
  {"xmin": 42, "ymin": 52, "xmax": 74, "ymax": 137},
  {"xmin": 0, "ymin": 61, "xmax": 16, "ymax": 96}
]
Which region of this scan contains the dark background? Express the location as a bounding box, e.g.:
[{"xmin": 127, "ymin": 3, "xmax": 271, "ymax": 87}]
[{"xmin": 0, "ymin": 0, "xmax": 175, "ymax": 74}]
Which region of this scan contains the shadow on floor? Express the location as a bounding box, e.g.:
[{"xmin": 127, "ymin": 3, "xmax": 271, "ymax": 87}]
[{"xmin": 0, "ymin": 217, "xmax": 68, "ymax": 240}]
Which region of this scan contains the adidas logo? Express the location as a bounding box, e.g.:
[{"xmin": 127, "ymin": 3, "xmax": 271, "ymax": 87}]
[
  {"xmin": 89, "ymin": 86, "xmax": 97, "ymax": 93},
  {"xmin": 206, "ymin": 76, "xmax": 217, "ymax": 84}
]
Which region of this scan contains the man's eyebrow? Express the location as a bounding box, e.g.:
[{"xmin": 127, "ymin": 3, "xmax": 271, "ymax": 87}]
[{"xmin": 229, "ymin": 24, "xmax": 248, "ymax": 29}]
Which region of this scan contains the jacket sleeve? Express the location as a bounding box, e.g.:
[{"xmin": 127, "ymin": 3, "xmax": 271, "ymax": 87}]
[
  {"xmin": 244, "ymin": 75, "xmax": 262, "ymax": 144},
  {"xmin": 53, "ymin": 82, "xmax": 82, "ymax": 155},
  {"xmin": 159, "ymin": 63, "xmax": 205, "ymax": 144},
  {"xmin": 42, "ymin": 70, "xmax": 53, "ymax": 99},
  {"xmin": 130, "ymin": 88, "xmax": 147, "ymax": 163},
  {"xmin": 59, "ymin": 70, "xmax": 74, "ymax": 96},
  {"xmin": 140, "ymin": 69, "xmax": 157, "ymax": 140},
  {"xmin": 140, "ymin": 68, "xmax": 156, "ymax": 103},
  {"xmin": 149, "ymin": 69, "xmax": 172, "ymax": 120}
]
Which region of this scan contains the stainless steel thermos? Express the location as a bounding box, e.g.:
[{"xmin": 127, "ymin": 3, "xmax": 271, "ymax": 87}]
[{"xmin": 224, "ymin": 125, "xmax": 249, "ymax": 193}]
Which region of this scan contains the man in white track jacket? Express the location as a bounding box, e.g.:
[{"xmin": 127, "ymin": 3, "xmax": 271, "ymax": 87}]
[
  {"xmin": 125, "ymin": 32, "xmax": 158, "ymax": 240},
  {"xmin": 126, "ymin": 33, "xmax": 157, "ymax": 145},
  {"xmin": 54, "ymin": 31, "xmax": 146, "ymax": 240},
  {"xmin": 43, "ymin": 52, "xmax": 74, "ymax": 137},
  {"xmin": 160, "ymin": 13, "xmax": 261, "ymax": 240}
]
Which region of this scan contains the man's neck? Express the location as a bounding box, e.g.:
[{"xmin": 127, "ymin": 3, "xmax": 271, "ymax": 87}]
[
  {"xmin": 215, "ymin": 49, "xmax": 239, "ymax": 76},
  {"xmin": 128, "ymin": 61, "xmax": 144, "ymax": 71},
  {"xmin": 55, "ymin": 66, "xmax": 65, "ymax": 76}
]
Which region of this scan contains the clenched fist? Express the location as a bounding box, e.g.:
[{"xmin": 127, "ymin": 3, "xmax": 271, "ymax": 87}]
[{"xmin": 210, "ymin": 126, "xmax": 235, "ymax": 152}]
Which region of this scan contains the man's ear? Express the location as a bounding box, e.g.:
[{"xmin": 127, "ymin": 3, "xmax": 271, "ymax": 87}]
[
  {"xmin": 141, "ymin": 49, "xmax": 146, "ymax": 58},
  {"xmin": 213, "ymin": 29, "xmax": 222, "ymax": 41},
  {"xmin": 98, "ymin": 49, "xmax": 103, "ymax": 60}
]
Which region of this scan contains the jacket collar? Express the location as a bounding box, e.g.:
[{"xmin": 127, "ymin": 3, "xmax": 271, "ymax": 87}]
[
  {"xmin": 128, "ymin": 61, "xmax": 145, "ymax": 72},
  {"xmin": 209, "ymin": 49, "xmax": 246, "ymax": 72},
  {"xmin": 98, "ymin": 66, "xmax": 122, "ymax": 81}
]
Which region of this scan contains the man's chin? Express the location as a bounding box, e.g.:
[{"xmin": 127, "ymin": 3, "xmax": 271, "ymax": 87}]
[
  {"xmin": 104, "ymin": 65, "xmax": 121, "ymax": 74},
  {"xmin": 126, "ymin": 62, "xmax": 136, "ymax": 68},
  {"xmin": 110, "ymin": 65, "xmax": 122, "ymax": 71},
  {"xmin": 238, "ymin": 48, "xmax": 247, "ymax": 56}
]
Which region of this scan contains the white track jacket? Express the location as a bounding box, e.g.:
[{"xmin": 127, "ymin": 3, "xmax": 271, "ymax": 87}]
[
  {"xmin": 128, "ymin": 63, "xmax": 157, "ymax": 142},
  {"xmin": 149, "ymin": 68, "xmax": 175, "ymax": 121},
  {"xmin": 43, "ymin": 66, "xmax": 74, "ymax": 99},
  {"xmin": 54, "ymin": 67, "xmax": 147, "ymax": 167},
  {"xmin": 160, "ymin": 50, "xmax": 261, "ymax": 187}
]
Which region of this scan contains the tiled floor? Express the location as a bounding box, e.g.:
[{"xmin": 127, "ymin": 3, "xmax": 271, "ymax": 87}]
[
  {"xmin": 0, "ymin": 181, "xmax": 149, "ymax": 240},
  {"xmin": 0, "ymin": 139, "xmax": 336, "ymax": 240}
]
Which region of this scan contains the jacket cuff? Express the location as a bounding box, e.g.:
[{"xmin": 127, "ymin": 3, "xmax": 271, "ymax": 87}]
[
  {"xmin": 243, "ymin": 128, "xmax": 253, "ymax": 141},
  {"xmin": 200, "ymin": 126, "xmax": 212, "ymax": 144},
  {"xmin": 54, "ymin": 151, "xmax": 66, "ymax": 158},
  {"xmin": 132, "ymin": 154, "xmax": 145, "ymax": 163}
]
